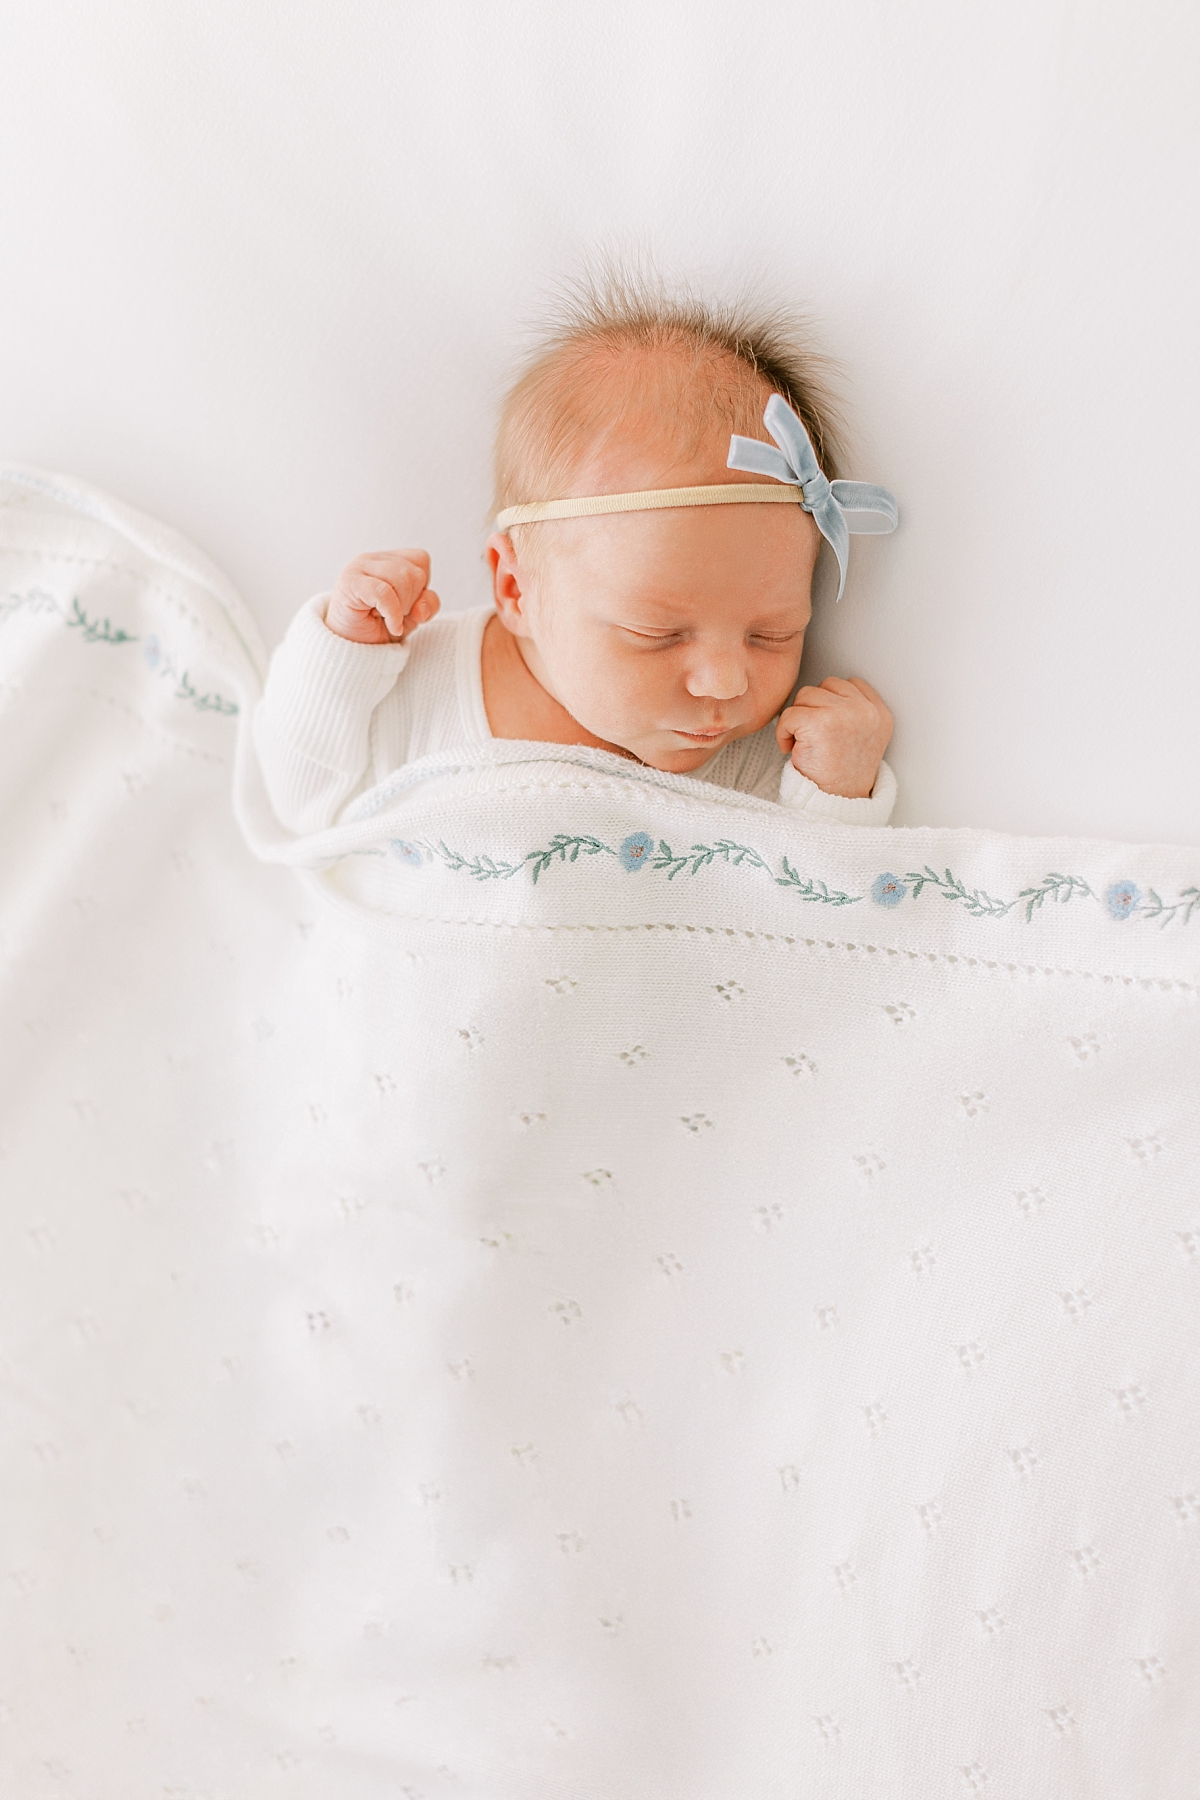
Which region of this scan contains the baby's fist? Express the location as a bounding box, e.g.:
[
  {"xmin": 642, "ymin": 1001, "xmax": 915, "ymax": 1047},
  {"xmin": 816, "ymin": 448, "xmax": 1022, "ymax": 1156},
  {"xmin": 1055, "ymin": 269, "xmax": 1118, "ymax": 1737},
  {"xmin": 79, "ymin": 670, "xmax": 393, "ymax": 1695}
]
[
  {"xmin": 776, "ymin": 677, "xmax": 893, "ymax": 800},
  {"xmin": 326, "ymin": 550, "xmax": 440, "ymax": 645}
]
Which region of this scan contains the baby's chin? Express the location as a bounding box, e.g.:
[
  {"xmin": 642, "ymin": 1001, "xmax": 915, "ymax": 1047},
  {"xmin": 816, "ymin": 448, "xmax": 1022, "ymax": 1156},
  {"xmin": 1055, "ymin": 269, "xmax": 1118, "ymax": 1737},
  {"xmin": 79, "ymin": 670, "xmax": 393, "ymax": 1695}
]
[{"xmin": 623, "ymin": 730, "xmax": 744, "ymax": 774}]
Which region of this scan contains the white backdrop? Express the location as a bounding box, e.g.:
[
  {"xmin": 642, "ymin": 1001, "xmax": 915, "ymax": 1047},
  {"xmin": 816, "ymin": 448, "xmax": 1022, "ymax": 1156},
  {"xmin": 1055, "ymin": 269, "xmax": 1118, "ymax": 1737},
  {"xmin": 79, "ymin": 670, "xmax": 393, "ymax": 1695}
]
[{"xmin": 1, "ymin": 0, "xmax": 1197, "ymax": 841}]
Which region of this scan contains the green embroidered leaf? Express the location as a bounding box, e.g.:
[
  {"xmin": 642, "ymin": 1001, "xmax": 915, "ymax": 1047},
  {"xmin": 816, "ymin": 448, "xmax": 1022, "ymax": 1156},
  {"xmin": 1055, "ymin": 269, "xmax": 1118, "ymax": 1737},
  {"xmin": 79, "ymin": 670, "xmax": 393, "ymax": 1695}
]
[
  {"xmin": 525, "ymin": 835, "xmax": 615, "ymax": 883},
  {"xmin": 651, "ymin": 841, "xmax": 691, "ymax": 879},
  {"xmin": 1018, "ymin": 872, "xmax": 1094, "ymax": 922},
  {"xmin": 904, "ymin": 867, "xmax": 1013, "ymax": 918},
  {"xmin": 172, "ymin": 670, "xmax": 238, "ymax": 716},
  {"xmin": 66, "ymin": 597, "xmax": 136, "ymax": 645},
  {"xmin": 424, "ymin": 840, "xmax": 525, "ymax": 881},
  {"xmin": 775, "ymin": 858, "xmax": 861, "ymax": 905},
  {"xmin": 1138, "ymin": 885, "xmax": 1200, "ymax": 928}
]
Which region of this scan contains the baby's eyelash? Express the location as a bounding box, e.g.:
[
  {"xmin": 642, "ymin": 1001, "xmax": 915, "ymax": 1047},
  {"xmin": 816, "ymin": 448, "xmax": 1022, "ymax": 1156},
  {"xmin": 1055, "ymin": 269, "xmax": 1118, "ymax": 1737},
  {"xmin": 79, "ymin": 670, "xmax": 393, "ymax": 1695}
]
[{"xmin": 622, "ymin": 629, "xmax": 800, "ymax": 643}]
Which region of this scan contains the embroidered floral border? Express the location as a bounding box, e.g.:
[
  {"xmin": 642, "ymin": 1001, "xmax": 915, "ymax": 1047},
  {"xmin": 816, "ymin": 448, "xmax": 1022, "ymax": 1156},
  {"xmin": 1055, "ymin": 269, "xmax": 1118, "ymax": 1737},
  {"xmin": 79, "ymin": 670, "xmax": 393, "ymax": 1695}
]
[
  {"xmin": 389, "ymin": 832, "xmax": 1200, "ymax": 930},
  {"xmin": 1, "ymin": 587, "xmax": 238, "ymax": 716}
]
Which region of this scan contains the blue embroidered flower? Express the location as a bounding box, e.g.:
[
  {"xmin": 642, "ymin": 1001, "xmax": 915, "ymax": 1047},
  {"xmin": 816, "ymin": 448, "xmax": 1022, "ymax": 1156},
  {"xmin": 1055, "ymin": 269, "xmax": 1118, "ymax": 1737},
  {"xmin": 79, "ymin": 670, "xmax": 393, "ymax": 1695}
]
[
  {"xmin": 871, "ymin": 872, "xmax": 907, "ymax": 907},
  {"xmin": 390, "ymin": 839, "xmax": 423, "ymax": 868},
  {"xmin": 619, "ymin": 831, "xmax": 654, "ymax": 872},
  {"xmin": 143, "ymin": 635, "xmax": 161, "ymax": 670},
  {"xmin": 1105, "ymin": 880, "xmax": 1141, "ymax": 920}
]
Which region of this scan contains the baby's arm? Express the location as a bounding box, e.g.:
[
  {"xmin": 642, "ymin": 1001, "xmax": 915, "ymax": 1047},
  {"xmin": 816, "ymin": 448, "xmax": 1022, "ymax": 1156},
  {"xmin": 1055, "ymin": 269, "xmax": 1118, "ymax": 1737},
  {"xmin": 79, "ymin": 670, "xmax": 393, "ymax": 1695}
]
[
  {"xmin": 254, "ymin": 551, "xmax": 439, "ymax": 835},
  {"xmin": 775, "ymin": 678, "xmax": 897, "ymax": 824}
]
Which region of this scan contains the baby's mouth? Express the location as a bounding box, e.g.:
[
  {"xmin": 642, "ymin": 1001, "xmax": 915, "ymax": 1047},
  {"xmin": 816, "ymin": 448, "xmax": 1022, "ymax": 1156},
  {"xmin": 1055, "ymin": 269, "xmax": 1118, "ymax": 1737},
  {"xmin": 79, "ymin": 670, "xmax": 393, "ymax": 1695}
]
[{"xmin": 673, "ymin": 726, "xmax": 730, "ymax": 743}]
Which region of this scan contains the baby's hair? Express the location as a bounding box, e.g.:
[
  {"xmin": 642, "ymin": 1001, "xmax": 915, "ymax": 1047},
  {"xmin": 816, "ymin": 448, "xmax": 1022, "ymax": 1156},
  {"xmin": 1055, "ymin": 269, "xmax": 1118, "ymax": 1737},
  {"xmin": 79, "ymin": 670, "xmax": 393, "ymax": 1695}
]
[{"xmin": 493, "ymin": 262, "xmax": 844, "ymax": 526}]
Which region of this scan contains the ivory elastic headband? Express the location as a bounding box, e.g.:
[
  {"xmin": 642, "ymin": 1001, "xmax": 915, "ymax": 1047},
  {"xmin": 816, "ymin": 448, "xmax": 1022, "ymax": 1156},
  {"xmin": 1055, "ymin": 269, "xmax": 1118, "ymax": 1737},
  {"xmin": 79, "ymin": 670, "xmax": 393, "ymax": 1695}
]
[{"xmin": 495, "ymin": 393, "xmax": 899, "ymax": 601}]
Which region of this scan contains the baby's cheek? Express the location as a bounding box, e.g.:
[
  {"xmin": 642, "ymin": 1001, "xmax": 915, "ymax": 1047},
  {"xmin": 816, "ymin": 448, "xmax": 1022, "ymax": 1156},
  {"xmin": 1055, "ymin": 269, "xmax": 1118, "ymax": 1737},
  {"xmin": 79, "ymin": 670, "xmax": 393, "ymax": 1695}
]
[
  {"xmin": 771, "ymin": 669, "xmax": 806, "ymax": 722},
  {"xmin": 598, "ymin": 653, "xmax": 655, "ymax": 716}
]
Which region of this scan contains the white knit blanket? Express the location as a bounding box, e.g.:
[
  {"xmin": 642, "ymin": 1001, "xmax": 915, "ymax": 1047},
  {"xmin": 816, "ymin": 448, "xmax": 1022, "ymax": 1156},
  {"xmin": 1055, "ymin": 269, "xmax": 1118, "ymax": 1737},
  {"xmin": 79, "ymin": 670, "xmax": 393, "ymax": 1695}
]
[{"xmin": 2, "ymin": 467, "xmax": 1198, "ymax": 1799}]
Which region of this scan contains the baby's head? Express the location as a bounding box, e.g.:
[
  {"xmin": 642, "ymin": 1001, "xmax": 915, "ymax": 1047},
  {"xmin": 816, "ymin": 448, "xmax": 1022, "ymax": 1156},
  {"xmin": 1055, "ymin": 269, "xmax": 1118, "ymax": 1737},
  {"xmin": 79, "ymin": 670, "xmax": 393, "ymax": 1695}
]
[{"xmin": 487, "ymin": 277, "xmax": 843, "ymax": 773}]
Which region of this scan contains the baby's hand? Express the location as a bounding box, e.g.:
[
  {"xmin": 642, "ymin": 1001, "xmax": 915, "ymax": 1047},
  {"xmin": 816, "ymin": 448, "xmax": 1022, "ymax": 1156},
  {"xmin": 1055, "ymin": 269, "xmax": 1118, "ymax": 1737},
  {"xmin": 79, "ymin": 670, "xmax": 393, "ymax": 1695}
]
[
  {"xmin": 325, "ymin": 550, "xmax": 440, "ymax": 645},
  {"xmin": 776, "ymin": 677, "xmax": 893, "ymax": 799}
]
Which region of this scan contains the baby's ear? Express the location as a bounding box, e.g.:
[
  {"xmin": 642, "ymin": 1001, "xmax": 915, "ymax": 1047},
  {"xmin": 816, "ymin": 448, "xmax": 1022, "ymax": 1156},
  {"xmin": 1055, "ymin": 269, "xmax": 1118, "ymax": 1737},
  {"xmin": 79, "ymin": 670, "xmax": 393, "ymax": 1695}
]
[{"xmin": 486, "ymin": 531, "xmax": 533, "ymax": 631}]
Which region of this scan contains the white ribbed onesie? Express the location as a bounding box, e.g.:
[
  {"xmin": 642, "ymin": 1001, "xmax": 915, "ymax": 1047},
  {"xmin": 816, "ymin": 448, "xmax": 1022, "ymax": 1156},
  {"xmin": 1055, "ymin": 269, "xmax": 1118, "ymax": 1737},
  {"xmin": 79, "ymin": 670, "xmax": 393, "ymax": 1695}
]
[{"xmin": 254, "ymin": 597, "xmax": 897, "ymax": 836}]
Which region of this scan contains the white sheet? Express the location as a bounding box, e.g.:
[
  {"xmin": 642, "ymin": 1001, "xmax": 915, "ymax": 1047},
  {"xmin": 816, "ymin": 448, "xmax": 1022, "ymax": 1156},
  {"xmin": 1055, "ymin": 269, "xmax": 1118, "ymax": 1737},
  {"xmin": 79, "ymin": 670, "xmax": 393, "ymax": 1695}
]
[{"xmin": 2, "ymin": 468, "xmax": 1197, "ymax": 1797}]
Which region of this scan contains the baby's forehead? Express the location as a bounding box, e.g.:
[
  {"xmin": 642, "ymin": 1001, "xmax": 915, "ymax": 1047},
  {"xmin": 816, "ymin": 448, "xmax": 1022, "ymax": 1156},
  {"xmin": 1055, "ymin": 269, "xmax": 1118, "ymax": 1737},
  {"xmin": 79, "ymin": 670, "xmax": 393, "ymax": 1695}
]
[{"xmin": 533, "ymin": 491, "xmax": 818, "ymax": 625}]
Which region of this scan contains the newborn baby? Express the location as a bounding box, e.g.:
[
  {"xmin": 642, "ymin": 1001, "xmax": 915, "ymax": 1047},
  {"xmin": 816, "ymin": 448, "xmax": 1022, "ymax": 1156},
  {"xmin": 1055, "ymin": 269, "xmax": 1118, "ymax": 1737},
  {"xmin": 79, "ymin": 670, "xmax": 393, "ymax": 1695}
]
[{"xmin": 256, "ymin": 291, "xmax": 898, "ymax": 834}]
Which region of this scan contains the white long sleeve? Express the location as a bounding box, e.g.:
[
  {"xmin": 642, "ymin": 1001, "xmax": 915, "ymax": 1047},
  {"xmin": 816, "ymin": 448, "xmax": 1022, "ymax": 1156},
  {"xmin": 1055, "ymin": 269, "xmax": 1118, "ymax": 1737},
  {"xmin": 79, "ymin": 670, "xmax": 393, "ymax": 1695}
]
[
  {"xmin": 777, "ymin": 756, "xmax": 897, "ymax": 825},
  {"xmin": 253, "ymin": 597, "xmax": 410, "ymax": 835}
]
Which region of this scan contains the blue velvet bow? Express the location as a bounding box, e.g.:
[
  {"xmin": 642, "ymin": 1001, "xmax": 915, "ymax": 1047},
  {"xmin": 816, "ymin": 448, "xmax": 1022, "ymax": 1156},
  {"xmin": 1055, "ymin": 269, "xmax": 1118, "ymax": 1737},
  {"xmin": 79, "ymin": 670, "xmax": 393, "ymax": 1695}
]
[{"xmin": 727, "ymin": 395, "xmax": 898, "ymax": 600}]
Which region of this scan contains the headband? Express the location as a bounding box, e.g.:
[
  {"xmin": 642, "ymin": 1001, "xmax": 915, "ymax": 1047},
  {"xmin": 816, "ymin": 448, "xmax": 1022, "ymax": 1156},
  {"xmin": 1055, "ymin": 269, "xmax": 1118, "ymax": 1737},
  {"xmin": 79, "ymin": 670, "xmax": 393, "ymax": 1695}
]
[{"xmin": 494, "ymin": 394, "xmax": 899, "ymax": 601}]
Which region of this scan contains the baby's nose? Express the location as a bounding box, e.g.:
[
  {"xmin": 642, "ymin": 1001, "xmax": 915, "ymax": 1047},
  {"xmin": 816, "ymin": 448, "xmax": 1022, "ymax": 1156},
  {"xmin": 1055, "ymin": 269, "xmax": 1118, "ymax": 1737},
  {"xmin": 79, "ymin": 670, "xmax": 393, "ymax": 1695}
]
[{"xmin": 684, "ymin": 654, "xmax": 748, "ymax": 702}]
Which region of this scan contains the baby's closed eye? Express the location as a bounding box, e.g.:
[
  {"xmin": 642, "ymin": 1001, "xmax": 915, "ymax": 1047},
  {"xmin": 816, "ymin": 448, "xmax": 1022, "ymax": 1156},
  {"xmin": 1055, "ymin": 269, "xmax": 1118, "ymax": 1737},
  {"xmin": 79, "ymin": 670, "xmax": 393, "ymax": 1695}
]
[{"xmin": 616, "ymin": 626, "xmax": 801, "ymax": 647}]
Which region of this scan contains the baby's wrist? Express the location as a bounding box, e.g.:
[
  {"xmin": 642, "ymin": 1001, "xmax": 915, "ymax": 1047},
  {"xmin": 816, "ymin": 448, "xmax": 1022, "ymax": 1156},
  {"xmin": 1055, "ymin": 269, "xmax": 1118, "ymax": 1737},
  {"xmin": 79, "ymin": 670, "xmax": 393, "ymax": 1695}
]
[
  {"xmin": 779, "ymin": 757, "xmax": 896, "ymax": 823},
  {"xmin": 790, "ymin": 754, "xmax": 880, "ymax": 800},
  {"xmin": 818, "ymin": 777, "xmax": 877, "ymax": 800}
]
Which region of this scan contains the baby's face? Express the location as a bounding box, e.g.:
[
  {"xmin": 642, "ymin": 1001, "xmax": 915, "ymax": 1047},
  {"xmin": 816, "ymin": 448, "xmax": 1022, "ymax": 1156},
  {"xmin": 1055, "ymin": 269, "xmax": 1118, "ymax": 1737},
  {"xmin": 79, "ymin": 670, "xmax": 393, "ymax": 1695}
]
[{"xmin": 496, "ymin": 500, "xmax": 819, "ymax": 774}]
